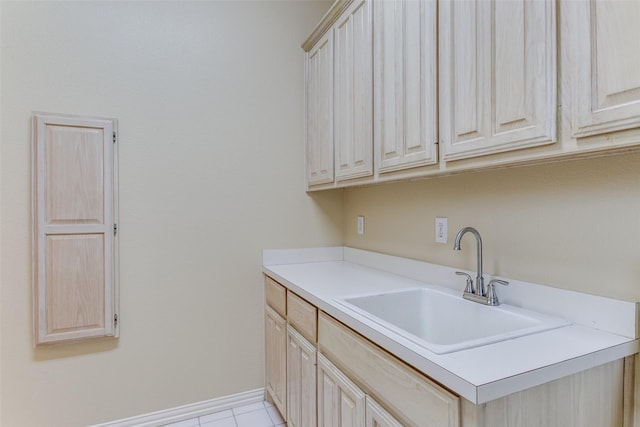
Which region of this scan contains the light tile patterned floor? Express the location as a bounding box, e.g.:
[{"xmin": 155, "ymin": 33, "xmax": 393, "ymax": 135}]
[{"xmin": 162, "ymin": 401, "xmax": 285, "ymax": 427}]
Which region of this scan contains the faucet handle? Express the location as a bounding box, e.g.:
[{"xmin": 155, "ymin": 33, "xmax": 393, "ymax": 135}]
[
  {"xmin": 455, "ymin": 271, "xmax": 474, "ymax": 294},
  {"xmin": 486, "ymin": 279, "xmax": 509, "ymax": 306}
]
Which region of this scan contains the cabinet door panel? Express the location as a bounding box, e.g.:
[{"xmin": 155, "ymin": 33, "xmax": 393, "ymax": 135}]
[
  {"xmin": 288, "ymin": 291, "xmax": 318, "ymax": 343},
  {"xmin": 570, "ymin": 0, "xmax": 640, "ymax": 137},
  {"xmin": 317, "ymin": 352, "xmax": 365, "ymax": 427},
  {"xmin": 334, "ymin": 0, "xmax": 373, "ymax": 181},
  {"xmin": 440, "ymin": 0, "xmax": 556, "ymax": 160},
  {"xmin": 265, "ymin": 306, "xmax": 287, "ymax": 420},
  {"xmin": 307, "ymin": 29, "xmax": 334, "ymax": 186},
  {"xmin": 318, "ymin": 312, "xmax": 460, "ymax": 427},
  {"xmin": 287, "ymin": 325, "xmax": 317, "ymax": 427},
  {"xmin": 374, "ymin": 0, "xmax": 438, "ymax": 172},
  {"xmin": 365, "ymin": 396, "xmax": 403, "ymax": 427}
]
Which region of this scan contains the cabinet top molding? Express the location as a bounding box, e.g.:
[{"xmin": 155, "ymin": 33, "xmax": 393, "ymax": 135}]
[{"xmin": 302, "ymin": 0, "xmax": 355, "ymax": 51}]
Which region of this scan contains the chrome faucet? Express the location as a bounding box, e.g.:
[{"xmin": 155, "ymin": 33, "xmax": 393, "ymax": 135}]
[
  {"xmin": 453, "ymin": 227, "xmax": 485, "ymax": 295},
  {"xmin": 453, "ymin": 227, "xmax": 508, "ymax": 306}
]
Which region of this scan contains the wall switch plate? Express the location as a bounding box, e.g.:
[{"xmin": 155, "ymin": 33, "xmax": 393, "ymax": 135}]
[
  {"xmin": 435, "ymin": 217, "xmax": 448, "ymax": 243},
  {"xmin": 357, "ymin": 215, "xmax": 365, "ymax": 235}
]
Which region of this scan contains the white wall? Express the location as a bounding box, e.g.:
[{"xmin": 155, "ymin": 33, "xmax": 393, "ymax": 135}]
[
  {"xmin": 0, "ymin": 1, "xmax": 340, "ymax": 426},
  {"xmin": 344, "ymin": 153, "xmax": 640, "ymax": 302}
]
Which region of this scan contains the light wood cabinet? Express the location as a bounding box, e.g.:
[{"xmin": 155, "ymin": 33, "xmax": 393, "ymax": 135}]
[
  {"xmin": 265, "ymin": 275, "xmax": 287, "ymax": 318},
  {"xmin": 568, "ymin": 0, "xmax": 640, "ymax": 138},
  {"xmin": 304, "ymin": 0, "xmax": 373, "ymax": 188},
  {"xmin": 265, "ymin": 305, "xmax": 287, "ymax": 420},
  {"xmin": 318, "ymin": 311, "xmax": 460, "ymax": 427},
  {"xmin": 374, "ymin": 0, "xmax": 438, "ymax": 173},
  {"xmin": 32, "ymin": 113, "xmax": 119, "ymax": 345},
  {"xmin": 439, "ymin": 0, "xmax": 556, "ymax": 161},
  {"xmin": 306, "ymin": 28, "xmax": 334, "ymax": 186},
  {"xmin": 287, "ymin": 325, "xmax": 317, "ymax": 427},
  {"xmin": 287, "ymin": 290, "xmax": 318, "ymax": 343},
  {"xmin": 318, "ymin": 352, "xmax": 366, "ymax": 427},
  {"xmin": 365, "ymin": 396, "xmax": 403, "ymax": 427},
  {"xmin": 264, "ymin": 275, "xmax": 633, "ymax": 427},
  {"xmin": 303, "ymin": 0, "xmax": 640, "ymax": 190},
  {"xmin": 334, "ymin": 0, "xmax": 373, "ymax": 181},
  {"xmin": 460, "ymin": 358, "xmax": 629, "ymax": 427}
]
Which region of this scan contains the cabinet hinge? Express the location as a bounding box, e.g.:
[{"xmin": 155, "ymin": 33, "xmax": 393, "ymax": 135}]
[
  {"xmin": 114, "ymin": 314, "xmax": 118, "ymax": 327},
  {"xmin": 113, "ymin": 223, "xmax": 118, "ymax": 235},
  {"xmin": 113, "ymin": 131, "xmax": 117, "ymax": 143}
]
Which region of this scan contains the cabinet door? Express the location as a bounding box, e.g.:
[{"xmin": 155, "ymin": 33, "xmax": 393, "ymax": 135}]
[
  {"xmin": 365, "ymin": 397, "xmax": 403, "ymax": 427},
  {"xmin": 265, "ymin": 306, "xmax": 287, "ymax": 420},
  {"xmin": 287, "ymin": 325, "xmax": 317, "ymax": 427},
  {"xmin": 32, "ymin": 113, "xmax": 118, "ymax": 345},
  {"xmin": 439, "ymin": 0, "xmax": 556, "ymax": 160},
  {"xmin": 569, "ymin": 0, "xmax": 640, "ymax": 137},
  {"xmin": 318, "ymin": 312, "xmax": 460, "ymax": 427},
  {"xmin": 374, "ymin": 0, "xmax": 438, "ymax": 173},
  {"xmin": 306, "ymin": 29, "xmax": 334, "ymax": 186},
  {"xmin": 334, "ymin": 0, "xmax": 373, "ymax": 181},
  {"xmin": 317, "ymin": 353, "xmax": 366, "ymax": 427}
]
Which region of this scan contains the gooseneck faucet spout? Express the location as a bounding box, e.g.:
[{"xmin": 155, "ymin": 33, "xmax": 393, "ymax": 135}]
[{"xmin": 453, "ymin": 227, "xmax": 484, "ymax": 296}]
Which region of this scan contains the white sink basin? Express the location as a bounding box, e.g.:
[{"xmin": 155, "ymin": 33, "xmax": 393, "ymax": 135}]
[{"xmin": 334, "ymin": 287, "xmax": 570, "ymax": 354}]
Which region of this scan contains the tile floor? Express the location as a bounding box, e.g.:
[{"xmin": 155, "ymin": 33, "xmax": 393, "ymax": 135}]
[{"xmin": 163, "ymin": 401, "xmax": 285, "ymax": 427}]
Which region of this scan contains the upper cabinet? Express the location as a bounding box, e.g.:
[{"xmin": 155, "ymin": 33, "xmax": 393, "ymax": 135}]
[
  {"xmin": 568, "ymin": 0, "xmax": 640, "ymax": 138},
  {"xmin": 334, "ymin": 0, "xmax": 373, "ymax": 181},
  {"xmin": 439, "ymin": 0, "xmax": 557, "ymax": 161},
  {"xmin": 374, "ymin": 0, "xmax": 438, "ymax": 172},
  {"xmin": 306, "ymin": 29, "xmax": 334, "ymax": 186},
  {"xmin": 303, "ymin": 0, "xmax": 640, "ymax": 191},
  {"xmin": 304, "ymin": 0, "xmax": 373, "ymax": 189}
]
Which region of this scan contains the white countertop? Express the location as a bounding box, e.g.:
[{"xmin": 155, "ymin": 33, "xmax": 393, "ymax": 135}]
[{"xmin": 262, "ymin": 247, "xmax": 639, "ymax": 404}]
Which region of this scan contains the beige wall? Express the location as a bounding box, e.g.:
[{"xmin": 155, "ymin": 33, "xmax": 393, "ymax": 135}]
[
  {"xmin": 344, "ymin": 153, "xmax": 640, "ymax": 302},
  {"xmin": 0, "ymin": 1, "xmax": 340, "ymax": 426}
]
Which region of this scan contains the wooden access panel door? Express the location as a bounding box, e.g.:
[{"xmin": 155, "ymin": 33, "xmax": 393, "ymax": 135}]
[{"xmin": 33, "ymin": 113, "xmax": 118, "ymax": 345}]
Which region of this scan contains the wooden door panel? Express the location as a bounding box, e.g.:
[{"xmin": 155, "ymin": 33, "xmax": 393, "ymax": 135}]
[
  {"xmin": 570, "ymin": 0, "xmax": 640, "ymax": 137},
  {"xmin": 45, "ymin": 125, "xmax": 105, "ymax": 224},
  {"xmin": 33, "ymin": 113, "xmax": 118, "ymax": 345},
  {"xmin": 375, "ymin": 0, "xmax": 438, "ymax": 172},
  {"xmin": 440, "ymin": 0, "xmax": 556, "ymax": 160},
  {"xmin": 334, "ymin": 0, "xmax": 373, "ymax": 181},
  {"xmin": 46, "ymin": 234, "xmax": 106, "ymax": 334},
  {"xmin": 306, "ymin": 30, "xmax": 334, "ymax": 186}
]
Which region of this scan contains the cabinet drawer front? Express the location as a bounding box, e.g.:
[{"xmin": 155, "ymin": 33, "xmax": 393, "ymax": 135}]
[
  {"xmin": 287, "ymin": 291, "xmax": 318, "ymax": 343},
  {"xmin": 318, "ymin": 312, "xmax": 460, "ymax": 427},
  {"xmin": 265, "ymin": 276, "xmax": 287, "ymax": 317}
]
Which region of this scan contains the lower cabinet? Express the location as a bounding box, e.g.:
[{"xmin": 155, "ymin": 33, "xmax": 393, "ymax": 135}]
[
  {"xmin": 317, "ymin": 352, "xmax": 366, "ymax": 427},
  {"xmin": 365, "ymin": 397, "xmax": 403, "ymax": 427},
  {"xmin": 287, "ymin": 324, "xmax": 317, "ymax": 427},
  {"xmin": 264, "ymin": 275, "xmax": 631, "ymax": 427},
  {"xmin": 318, "ymin": 311, "xmax": 460, "ymax": 427},
  {"xmin": 265, "ymin": 305, "xmax": 287, "ymax": 420},
  {"xmin": 316, "ymin": 352, "xmax": 405, "ymax": 427}
]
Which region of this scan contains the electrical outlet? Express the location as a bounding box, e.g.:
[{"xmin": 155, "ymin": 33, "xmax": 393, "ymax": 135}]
[
  {"xmin": 435, "ymin": 217, "xmax": 448, "ymax": 243},
  {"xmin": 357, "ymin": 215, "xmax": 365, "ymax": 235}
]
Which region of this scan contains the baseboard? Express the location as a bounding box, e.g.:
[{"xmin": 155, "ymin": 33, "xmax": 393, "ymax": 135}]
[{"xmin": 90, "ymin": 387, "xmax": 265, "ymax": 427}]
